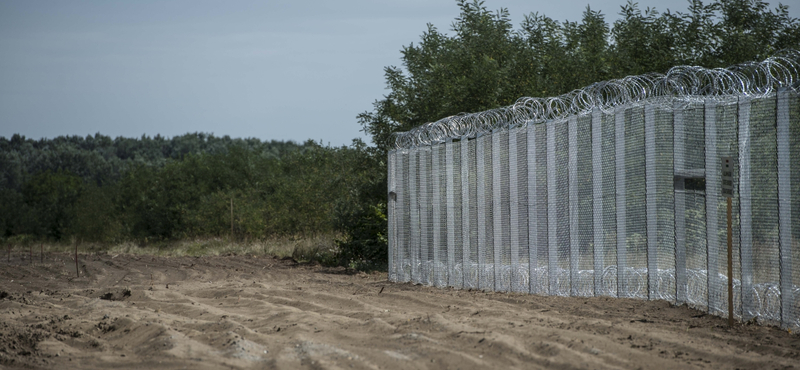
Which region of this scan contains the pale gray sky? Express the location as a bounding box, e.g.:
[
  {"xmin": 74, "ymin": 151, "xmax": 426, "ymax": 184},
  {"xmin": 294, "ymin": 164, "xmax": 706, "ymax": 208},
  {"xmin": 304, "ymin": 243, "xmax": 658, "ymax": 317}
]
[{"xmin": 1, "ymin": 0, "xmax": 797, "ymax": 146}]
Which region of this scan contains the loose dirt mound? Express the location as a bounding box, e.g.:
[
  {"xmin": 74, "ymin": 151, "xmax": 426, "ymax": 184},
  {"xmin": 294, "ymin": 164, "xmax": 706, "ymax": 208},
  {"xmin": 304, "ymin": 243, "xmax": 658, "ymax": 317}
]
[{"xmin": 0, "ymin": 253, "xmax": 797, "ymax": 369}]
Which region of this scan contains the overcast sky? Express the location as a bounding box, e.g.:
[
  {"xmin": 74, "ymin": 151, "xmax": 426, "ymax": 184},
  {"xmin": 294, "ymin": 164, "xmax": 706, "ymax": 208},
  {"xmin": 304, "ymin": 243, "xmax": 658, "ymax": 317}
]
[{"xmin": 1, "ymin": 0, "xmax": 797, "ymax": 146}]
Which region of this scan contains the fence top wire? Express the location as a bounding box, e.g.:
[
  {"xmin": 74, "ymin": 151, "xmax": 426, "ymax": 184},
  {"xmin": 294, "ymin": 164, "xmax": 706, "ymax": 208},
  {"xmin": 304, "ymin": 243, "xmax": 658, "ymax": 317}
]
[{"xmin": 390, "ymin": 50, "xmax": 800, "ymax": 150}]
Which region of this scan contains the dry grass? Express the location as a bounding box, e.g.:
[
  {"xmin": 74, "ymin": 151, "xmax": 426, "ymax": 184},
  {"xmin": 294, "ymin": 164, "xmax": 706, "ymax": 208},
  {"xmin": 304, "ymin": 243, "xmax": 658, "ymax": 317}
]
[{"xmin": 3, "ymin": 234, "xmax": 340, "ymax": 264}]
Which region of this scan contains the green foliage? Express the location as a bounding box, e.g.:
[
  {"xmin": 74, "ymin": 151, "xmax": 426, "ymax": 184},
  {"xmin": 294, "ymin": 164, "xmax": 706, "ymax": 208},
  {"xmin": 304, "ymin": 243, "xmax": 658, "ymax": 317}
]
[
  {"xmin": 336, "ymin": 202, "xmax": 388, "ymax": 270},
  {"xmin": 0, "ymin": 133, "xmax": 378, "ymax": 249},
  {"xmin": 71, "ymin": 183, "xmax": 122, "ymax": 243},
  {"xmin": 360, "ymin": 0, "xmax": 800, "ymax": 153},
  {"xmin": 21, "ymin": 170, "xmax": 84, "ymax": 240}
]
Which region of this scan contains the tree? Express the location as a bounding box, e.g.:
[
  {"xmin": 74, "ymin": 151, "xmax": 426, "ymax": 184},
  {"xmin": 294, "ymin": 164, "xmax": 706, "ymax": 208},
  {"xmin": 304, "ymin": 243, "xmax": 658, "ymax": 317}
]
[
  {"xmin": 21, "ymin": 170, "xmax": 84, "ymax": 240},
  {"xmin": 360, "ymin": 0, "xmax": 800, "ymax": 154}
]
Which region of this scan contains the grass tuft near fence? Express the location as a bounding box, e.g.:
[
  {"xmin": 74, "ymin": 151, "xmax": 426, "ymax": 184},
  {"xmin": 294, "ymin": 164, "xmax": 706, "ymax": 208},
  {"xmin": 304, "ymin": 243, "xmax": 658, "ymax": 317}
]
[{"xmin": 3, "ymin": 234, "xmax": 341, "ymax": 265}]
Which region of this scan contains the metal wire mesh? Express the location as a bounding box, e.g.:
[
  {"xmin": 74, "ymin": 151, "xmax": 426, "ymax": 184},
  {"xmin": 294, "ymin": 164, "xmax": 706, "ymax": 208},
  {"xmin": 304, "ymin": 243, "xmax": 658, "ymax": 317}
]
[
  {"xmin": 785, "ymin": 89, "xmax": 800, "ymax": 331},
  {"xmin": 387, "ymin": 52, "xmax": 800, "ymax": 331}
]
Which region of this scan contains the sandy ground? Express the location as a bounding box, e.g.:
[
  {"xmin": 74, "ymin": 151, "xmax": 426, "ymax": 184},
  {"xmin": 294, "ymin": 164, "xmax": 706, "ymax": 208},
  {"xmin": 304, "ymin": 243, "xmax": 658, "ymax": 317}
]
[{"xmin": 0, "ymin": 252, "xmax": 798, "ymax": 370}]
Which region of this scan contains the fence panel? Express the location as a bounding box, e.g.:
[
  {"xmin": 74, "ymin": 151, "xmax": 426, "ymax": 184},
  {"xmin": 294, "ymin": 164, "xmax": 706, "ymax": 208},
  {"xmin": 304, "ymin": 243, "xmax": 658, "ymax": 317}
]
[{"xmin": 387, "ymin": 87, "xmax": 799, "ymax": 330}]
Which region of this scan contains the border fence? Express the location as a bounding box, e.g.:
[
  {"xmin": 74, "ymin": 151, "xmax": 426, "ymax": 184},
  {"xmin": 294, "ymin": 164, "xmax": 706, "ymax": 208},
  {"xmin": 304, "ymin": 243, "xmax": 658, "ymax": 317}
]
[{"xmin": 386, "ymin": 51, "xmax": 800, "ymax": 330}]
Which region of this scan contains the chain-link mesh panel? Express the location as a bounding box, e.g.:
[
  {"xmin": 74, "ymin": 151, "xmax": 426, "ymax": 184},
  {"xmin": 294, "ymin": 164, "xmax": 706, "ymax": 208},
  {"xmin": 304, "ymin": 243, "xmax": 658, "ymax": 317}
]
[
  {"xmin": 409, "ymin": 148, "xmax": 420, "ymax": 284},
  {"xmin": 715, "ymin": 100, "xmax": 740, "ymax": 317},
  {"xmin": 533, "ymin": 123, "xmax": 549, "ymax": 294},
  {"xmin": 600, "ymin": 111, "xmax": 618, "ymax": 297},
  {"xmin": 674, "ymin": 103, "xmax": 688, "ymax": 304},
  {"xmin": 569, "ymin": 116, "xmax": 580, "ymax": 296},
  {"xmin": 683, "ymin": 102, "xmax": 708, "ymax": 311},
  {"xmin": 572, "ymin": 114, "xmax": 594, "ymax": 296},
  {"xmin": 419, "ymin": 148, "xmax": 432, "ymax": 285},
  {"xmin": 615, "ymin": 108, "xmax": 628, "ymax": 298},
  {"xmin": 592, "ymin": 109, "xmax": 604, "ymax": 295},
  {"xmin": 777, "ymin": 89, "xmax": 795, "ymax": 330},
  {"xmin": 653, "ymin": 106, "xmax": 676, "ymax": 302},
  {"xmin": 432, "ymin": 143, "xmax": 447, "ymax": 287},
  {"xmin": 705, "ymin": 100, "xmax": 723, "ymax": 315},
  {"xmin": 465, "ymin": 137, "xmax": 479, "ymax": 289},
  {"xmin": 494, "ymin": 131, "xmax": 511, "ymax": 291},
  {"xmin": 739, "ymin": 97, "xmax": 755, "ymax": 320},
  {"xmin": 446, "ymin": 139, "xmax": 461, "ymax": 288},
  {"xmin": 750, "ymin": 95, "xmax": 781, "ymax": 324},
  {"xmin": 552, "ymin": 120, "xmax": 570, "ymax": 296},
  {"xmin": 511, "ymin": 127, "xmax": 530, "ymax": 293},
  {"xmin": 398, "ymin": 149, "xmax": 411, "ymax": 283},
  {"xmin": 625, "ymin": 107, "xmax": 648, "ymax": 299},
  {"xmin": 478, "ymin": 134, "xmax": 495, "ymax": 290},
  {"xmin": 785, "ymin": 89, "xmax": 800, "ymax": 331}
]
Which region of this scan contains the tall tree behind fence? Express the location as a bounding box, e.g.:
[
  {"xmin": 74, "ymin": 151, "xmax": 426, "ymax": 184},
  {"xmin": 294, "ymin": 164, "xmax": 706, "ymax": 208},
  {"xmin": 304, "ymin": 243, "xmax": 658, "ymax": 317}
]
[{"xmin": 387, "ymin": 52, "xmax": 800, "ymax": 330}]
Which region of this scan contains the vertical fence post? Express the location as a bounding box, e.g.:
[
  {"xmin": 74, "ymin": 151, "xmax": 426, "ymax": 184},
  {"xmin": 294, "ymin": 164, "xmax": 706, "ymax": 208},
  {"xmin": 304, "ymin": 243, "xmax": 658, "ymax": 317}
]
[
  {"xmin": 493, "ymin": 130, "xmax": 503, "ymax": 291},
  {"xmin": 592, "ymin": 109, "xmax": 604, "ymax": 296},
  {"xmin": 388, "ymin": 150, "xmax": 396, "ymax": 282},
  {"xmin": 738, "ymin": 97, "xmax": 754, "ymax": 320},
  {"xmin": 409, "ymin": 148, "xmax": 419, "ymax": 283},
  {"xmin": 509, "ymin": 128, "xmax": 521, "ymax": 292},
  {"xmin": 674, "ymin": 102, "xmax": 688, "ymax": 305},
  {"xmin": 777, "ymin": 88, "xmax": 793, "ymax": 329},
  {"xmin": 446, "ymin": 139, "xmax": 456, "ymax": 287},
  {"xmin": 477, "ymin": 134, "xmax": 487, "ymax": 290},
  {"xmin": 547, "ymin": 121, "xmax": 559, "ymax": 295},
  {"xmin": 395, "ymin": 151, "xmax": 405, "ymax": 282},
  {"xmin": 568, "ymin": 116, "xmax": 579, "ymax": 296},
  {"xmin": 705, "ymin": 99, "xmax": 721, "ymax": 315},
  {"xmin": 419, "ymin": 148, "xmax": 430, "ymax": 285},
  {"xmin": 432, "ymin": 145, "xmax": 442, "ymax": 287},
  {"xmin": 527, "ymin": 123, "xmax": 539, "ymax": 294},
  {"xmin": 461, "ymin": 136, "xmax": 471, "ymax": 288},
  {"xmin": 615, "ymin": 108, "xmax": 627, "ymax": 298},
  {"xmin": 645, "ymin": 105, "xmax": 658, "ymax": 300}
]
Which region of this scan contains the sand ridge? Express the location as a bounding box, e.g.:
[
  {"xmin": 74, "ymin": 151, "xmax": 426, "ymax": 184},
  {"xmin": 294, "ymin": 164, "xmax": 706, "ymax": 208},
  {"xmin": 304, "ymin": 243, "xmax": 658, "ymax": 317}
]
[{"xmin": 0, "ymin": 252, "xmax": 798, "ymax": 369}]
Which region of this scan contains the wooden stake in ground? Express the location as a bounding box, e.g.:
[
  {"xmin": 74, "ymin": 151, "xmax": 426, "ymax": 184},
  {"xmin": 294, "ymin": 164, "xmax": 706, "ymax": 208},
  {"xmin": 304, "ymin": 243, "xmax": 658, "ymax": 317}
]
[
  {"xmin": 40, "ymin": 243, "xmax": 43, "ymax": 264},
  {"xmin": 75, "ymin": 241, "xmax": 79, "ymax": 278},
  {"xmin": 29, "ymin": 243, "xmax": 32, "ymax": 264},
  {"xmin": 231, "ymin": 198, "xmax": 234, "ymax": 238}
]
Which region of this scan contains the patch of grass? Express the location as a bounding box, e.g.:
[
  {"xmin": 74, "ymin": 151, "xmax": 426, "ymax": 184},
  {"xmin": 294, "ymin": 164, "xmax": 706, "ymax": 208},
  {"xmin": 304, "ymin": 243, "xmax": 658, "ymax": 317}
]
[{"xmin": 7, "ymin": 234, "xmax": 340, "ymax": 264}]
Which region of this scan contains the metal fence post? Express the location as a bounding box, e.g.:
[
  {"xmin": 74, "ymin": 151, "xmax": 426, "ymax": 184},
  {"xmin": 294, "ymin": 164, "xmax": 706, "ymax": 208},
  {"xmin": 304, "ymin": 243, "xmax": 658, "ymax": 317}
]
[
  {"xmin": 547, "ymin": 121, "xmax": 559, "ymax": 295},
  {"xmin": 705, "ymin": 99, "xmax": 721, "ymax": 315},
  {"xmin": 509, "ymin": 127, "xmax": 522, "ymax": 292},
  {"xmin": 432, "ymin": 144, "xmax": 442, "ymax": 287},
  {"xmin": 738, "ymin": 97, "xmax": 754, "ymax": 320},
  {"xmin": 777, "ymin": 88, "xmax": 794, "ymax": 329},
  {"xmin": 592, "ymin": 109, "xmax": 604, "ymax": 297},
  {"xmin": 645, "ymin": 105, "xmax": 658, "ymax": 300},
  {"xmin": 569, "ymin": 116, "xmax": 579, "ymax": 296},
  {"xmin": 615, "ymin": 108, "xmax": 628, "ymax": 298},
  {"xmin": 388, "ymin": 150, "xmax": 397, "ymax": 282},
  {"xmin": 527, "ymin": 123, "xmax": 540, "ymax": 294}
]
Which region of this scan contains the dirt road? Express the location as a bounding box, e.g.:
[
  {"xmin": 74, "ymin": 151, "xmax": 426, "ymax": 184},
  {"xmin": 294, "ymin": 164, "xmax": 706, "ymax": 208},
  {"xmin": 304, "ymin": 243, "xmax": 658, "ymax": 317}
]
[{"xmin": 0, "ymin": 252, "xmax": 797, "ymax": 369}]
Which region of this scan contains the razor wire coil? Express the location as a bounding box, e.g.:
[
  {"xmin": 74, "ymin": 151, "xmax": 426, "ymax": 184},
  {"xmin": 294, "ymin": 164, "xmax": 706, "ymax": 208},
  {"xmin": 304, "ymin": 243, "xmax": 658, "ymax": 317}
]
[{"xmin": 391, "ymin": 50, "xmax": 800, "ymax": 150}]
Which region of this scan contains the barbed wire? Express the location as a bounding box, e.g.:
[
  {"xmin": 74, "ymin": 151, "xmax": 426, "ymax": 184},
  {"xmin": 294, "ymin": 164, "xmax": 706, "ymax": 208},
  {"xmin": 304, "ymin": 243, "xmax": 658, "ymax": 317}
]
[{"xmin": 391, "ymin": 50, "xmax": 800, "ymax": 150}]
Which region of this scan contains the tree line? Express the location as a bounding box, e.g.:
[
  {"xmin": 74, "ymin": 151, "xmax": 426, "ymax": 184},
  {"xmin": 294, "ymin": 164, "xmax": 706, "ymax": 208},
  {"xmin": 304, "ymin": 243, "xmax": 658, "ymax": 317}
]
[{"xmin": 0, "ymin": 133, "xmax": 385, "ymax": 265}]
